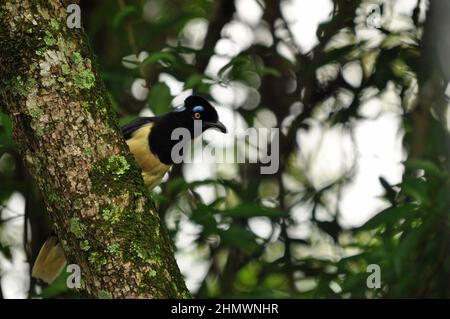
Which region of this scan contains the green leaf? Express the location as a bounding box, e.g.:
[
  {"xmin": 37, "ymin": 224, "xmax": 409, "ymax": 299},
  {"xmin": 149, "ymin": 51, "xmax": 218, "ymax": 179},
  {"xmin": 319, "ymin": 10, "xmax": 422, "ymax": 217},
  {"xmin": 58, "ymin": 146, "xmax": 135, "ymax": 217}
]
[
  {"xmin": 317, "ymin": 45, "xmax": 356, "ymax": 67},
  {"xmin": 401, "ymin": 176, "xmax": 430, "ymax": 205},
  {"xmin": 359, "ymin": 204, "xmax": 417, "ymax": 231},
  {"xmin": 0, "ymin": 111, "xmax": 12, "ymax": 138},
  {"xmin": 340, "ymin": 273, "xmax": 368, "ymax": 293},
  {"xmin": 168, "ymin": 44, "xmax": 199, "ymax": 54},
  {"xmin": 379, "ymin": 176, "xmax": 397, "ymax": 203},
  {"xmin": 184, "ymin": 74, "xmax": 203, "ymax": 89},
  {"xmin": 220, "ymin": 226, "xmax": 259, "ymax": 253},
  {"xmin": 0, "ymin": 243, "xmax": 12, "ymax": 259},
  {"xmin": 236, "ymin": 262, "xmax": 261, "ymax": 287},
  {"xmin": 184, "ymin": 74, "xmax": 212, "ymax": 93},
  {"xmin": 220, "ymin": 203, "xmax": 287, "ymax": 219},
  {"xmin": 218, "ymin": 55, "xmax": 281, "ymax": 80},
  {"xmin": 191, "ymin": 206, "xmax": 218, "ymax": 234},
  {"xmin": 394, "ymin": 220, "xmax": 430, "ymax": 275},
  {"xmin": 38, "ymin": 270, "xmax": 71, "ymax": 298},
  {"xmin": 404, "ymin": 159, "xmax": 447, "ymax": 178},
  {"xmin": 148, "ymin": 83, "xmax": 172, "ymax": 115},
  {"xmin": 218, "ymin": 56, "xmax": 249, "ymax": 78},
  {"xmin": 184, "ymin": 73, "xmax": 211, "ymax": 90},
  {"xmin": 254, "ymin": 67, "xmax": 281, "ymax": 77},
  {"xmin": 113, "ymin": 5, "xmax": 137, "ymax": 29},
  {"xmin": 141, "ymin": 51, "xmax": 177, "ymax": 67}
]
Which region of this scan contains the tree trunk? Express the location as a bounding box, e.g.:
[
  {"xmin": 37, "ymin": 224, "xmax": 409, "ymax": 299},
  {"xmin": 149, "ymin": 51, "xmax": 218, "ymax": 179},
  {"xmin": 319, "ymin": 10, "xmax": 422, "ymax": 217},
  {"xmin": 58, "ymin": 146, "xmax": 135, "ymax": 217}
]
[{"xmin": 0, "ymin": 0, "xmax": 189, "ymax": 298}]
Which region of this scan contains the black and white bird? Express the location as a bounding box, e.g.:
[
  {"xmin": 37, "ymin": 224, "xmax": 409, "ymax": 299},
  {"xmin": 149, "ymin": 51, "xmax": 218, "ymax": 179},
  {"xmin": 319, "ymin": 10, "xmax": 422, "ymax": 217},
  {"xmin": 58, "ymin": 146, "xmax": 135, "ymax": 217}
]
[{"xmin": 121, "ymin": 95, "xmax": 227, "ymax": 189}]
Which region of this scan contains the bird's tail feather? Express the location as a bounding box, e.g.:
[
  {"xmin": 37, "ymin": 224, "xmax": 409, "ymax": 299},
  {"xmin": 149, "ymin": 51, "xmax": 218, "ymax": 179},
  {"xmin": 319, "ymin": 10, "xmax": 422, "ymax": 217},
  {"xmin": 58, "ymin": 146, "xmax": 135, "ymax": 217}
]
[{"xmin": 31, "ymin": 235, "xmax": 67, "ymax": 284}]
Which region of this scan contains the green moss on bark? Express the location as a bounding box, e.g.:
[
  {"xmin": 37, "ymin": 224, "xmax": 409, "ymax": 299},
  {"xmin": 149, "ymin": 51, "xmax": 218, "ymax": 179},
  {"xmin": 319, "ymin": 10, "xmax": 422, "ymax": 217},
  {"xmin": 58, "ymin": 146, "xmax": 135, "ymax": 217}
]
[
  {"xmin": 69, "ymin": 217, "xmax": 87, "ymax": 239},
  {"xmin": 88, "ymin": 252, "xmax": 107, "ymax": 272},
  {"xmin": 89, "ymin": 155, "xmax": 139, "ymax": 195},
  {"xmin": 0, "ymin": 0, "xmax": 190, "ymax": 299},
  {"xmin": 101, "ymin": 206, "xmax": 123, "ymax": 224}
]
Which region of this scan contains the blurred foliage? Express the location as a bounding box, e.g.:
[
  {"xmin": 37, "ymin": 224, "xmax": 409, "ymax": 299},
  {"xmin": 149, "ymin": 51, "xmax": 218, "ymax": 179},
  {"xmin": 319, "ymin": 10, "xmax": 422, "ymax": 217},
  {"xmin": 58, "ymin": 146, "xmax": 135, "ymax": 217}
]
[{"xmin": 1, "ymin": 0, "xmax": 450, "ymax": 298}]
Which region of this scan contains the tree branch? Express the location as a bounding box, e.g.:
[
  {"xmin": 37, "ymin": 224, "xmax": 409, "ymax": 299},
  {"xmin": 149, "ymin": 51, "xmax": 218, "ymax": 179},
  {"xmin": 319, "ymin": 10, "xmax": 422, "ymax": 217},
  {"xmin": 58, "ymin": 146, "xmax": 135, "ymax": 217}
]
[{"xmin": 0, "ymin": 0, "xmax": 189, "ymax": 298}]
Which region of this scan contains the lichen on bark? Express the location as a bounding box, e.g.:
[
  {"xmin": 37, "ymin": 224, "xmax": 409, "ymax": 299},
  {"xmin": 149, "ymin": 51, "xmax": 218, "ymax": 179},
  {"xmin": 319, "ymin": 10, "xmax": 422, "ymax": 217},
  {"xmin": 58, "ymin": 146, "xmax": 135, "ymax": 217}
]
[{"xmin": 0, "ymin": 0, "xmax": 189, "ymax": 298}]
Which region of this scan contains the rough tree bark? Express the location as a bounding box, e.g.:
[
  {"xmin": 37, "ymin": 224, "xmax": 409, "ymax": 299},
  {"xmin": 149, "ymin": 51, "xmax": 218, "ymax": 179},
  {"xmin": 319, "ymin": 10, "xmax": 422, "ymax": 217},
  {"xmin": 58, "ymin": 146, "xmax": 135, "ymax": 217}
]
[{"xmin": 0, "ymin": 0, "xmax": 190, "ymax": 298}]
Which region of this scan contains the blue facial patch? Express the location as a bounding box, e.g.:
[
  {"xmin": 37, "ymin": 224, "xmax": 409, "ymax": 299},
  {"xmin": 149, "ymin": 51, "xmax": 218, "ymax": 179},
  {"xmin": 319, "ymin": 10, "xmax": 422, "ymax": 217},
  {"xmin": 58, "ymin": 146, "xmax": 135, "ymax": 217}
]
[{"xmin": 193, "ymin": 105, "xmax": 204, "ymax": 112}]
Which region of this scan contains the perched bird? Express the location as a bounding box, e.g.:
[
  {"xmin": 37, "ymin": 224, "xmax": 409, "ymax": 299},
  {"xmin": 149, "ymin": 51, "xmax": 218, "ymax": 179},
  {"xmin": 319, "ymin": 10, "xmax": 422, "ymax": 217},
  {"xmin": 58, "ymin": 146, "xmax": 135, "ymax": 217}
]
[
  {"xmin": 32, "ymin": 95, "xmax": 227, "ymax": 284},
  {"xmin": 122, "ymin": 95, "xmax": 227, "ymax": 189}
]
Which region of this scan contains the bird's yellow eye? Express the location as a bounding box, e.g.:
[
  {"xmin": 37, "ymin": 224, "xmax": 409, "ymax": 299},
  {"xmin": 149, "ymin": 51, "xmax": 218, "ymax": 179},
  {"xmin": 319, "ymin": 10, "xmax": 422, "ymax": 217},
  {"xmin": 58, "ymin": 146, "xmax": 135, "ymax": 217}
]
[{"xmin": 194, "ymin": 112, "xmax": 201, "ymax": 119}]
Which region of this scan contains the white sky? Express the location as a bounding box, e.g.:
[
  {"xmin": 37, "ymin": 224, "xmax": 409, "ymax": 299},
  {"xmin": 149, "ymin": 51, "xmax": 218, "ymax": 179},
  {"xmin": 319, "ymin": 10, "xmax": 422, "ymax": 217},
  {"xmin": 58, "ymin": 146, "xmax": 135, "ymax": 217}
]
[{"xmin": 1, "ymin": 0, "xmax": 419, "ymax": 297}]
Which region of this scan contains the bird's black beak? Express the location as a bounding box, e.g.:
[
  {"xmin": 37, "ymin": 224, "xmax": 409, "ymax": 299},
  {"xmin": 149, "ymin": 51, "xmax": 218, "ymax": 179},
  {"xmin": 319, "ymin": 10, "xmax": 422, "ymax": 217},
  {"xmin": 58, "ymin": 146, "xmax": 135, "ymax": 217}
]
[{"xmin": 203, "ymin": 120, "xmax": 228, "ymax": 133}]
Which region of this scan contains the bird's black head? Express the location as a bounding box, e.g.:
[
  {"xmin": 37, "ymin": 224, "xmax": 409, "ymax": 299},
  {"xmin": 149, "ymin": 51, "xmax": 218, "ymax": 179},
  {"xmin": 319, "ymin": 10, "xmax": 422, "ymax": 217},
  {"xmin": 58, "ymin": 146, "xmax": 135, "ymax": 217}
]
[
  {"xmin": 147, "ymin": 95, "xmax": 227, "ymax": 165},
  {"xmin": 180, "ymin": 95, "xmax": 228, "ymax": 134}
]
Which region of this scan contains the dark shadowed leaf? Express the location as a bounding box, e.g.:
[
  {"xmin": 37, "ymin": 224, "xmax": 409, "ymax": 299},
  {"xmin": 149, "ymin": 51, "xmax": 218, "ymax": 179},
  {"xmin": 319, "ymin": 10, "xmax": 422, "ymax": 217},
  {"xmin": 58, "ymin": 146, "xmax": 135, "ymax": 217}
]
[
  {"xmin": 148, "ymin": 83, "xmax": 172, "ymax": 115},
  {"xmin": 220, "ymin": 226, "xmax": 259, "ymax": 253},
  {"xmin": 220, "ymin": 203, "xmax": 287, "ymax": 218},
  {"xmin": 112, "ymin": 5, "xmax": 138, "ymax": 29},
  {"xmin": 0, "ymin": 243, "xmax": 12, "ymax": 259},
  {"xmin": 394, "ymin": 220, "xmax": 430, "ymax": 275},
  {"xmin": 401, "ymin": 176, "xmax": 430, "ymax": 206},
  {"xmin": 141, "ymin": 51, "xmax": 177, "ymax": 67},
  {"xmin": 404, "ymin": 159, "xmax": 448, "ymax": 178},
  {"xmin": 0, "ymin": 111, "xmax": 12, "ymax": 138},
  {"xmin": 379, "ymin": 176, "xmax": 397, "ymax": 204},
  {"xmin": 359, "ymin": 204, "xmax": 417, "ymax": 231}
]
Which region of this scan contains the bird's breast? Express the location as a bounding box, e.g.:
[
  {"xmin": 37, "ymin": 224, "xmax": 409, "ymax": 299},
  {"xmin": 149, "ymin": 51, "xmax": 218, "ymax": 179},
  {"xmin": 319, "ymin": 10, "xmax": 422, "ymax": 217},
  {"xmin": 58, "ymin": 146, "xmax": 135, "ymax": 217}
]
[{"xmin": 125, "ymin": 124, "xmax": 171, "ymax": 189}]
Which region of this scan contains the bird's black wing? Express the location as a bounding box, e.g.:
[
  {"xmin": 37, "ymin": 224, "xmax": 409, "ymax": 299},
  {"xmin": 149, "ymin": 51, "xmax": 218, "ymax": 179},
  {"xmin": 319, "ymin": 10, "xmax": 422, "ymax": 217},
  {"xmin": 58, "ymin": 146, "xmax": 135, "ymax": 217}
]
[{"xmin": 121, "ymin": 117, "xmax": 156, "ymax": 140}]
